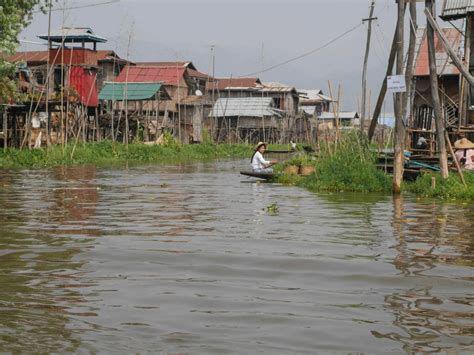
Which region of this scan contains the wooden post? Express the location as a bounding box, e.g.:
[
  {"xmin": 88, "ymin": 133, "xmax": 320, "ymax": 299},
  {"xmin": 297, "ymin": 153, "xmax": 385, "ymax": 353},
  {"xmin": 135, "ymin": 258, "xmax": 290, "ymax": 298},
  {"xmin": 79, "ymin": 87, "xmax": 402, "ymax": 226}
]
[
  {"xmin": 403, "ymin": 1, "xmax": 417, "ymax": 121},
  {"xmin": 464, "ymin": 14, "xmax": 473, "ymax": 127},
  {"xmin": 361, "ymin": 0, "xmax": 376, "ymax": 132},
  {"xmin": 425, "ymin": 0, "xmax": 449, "ymax": 179},
  {"xmin": 393, "ymin": 0, "xmax": 405, "ymax": 194}
]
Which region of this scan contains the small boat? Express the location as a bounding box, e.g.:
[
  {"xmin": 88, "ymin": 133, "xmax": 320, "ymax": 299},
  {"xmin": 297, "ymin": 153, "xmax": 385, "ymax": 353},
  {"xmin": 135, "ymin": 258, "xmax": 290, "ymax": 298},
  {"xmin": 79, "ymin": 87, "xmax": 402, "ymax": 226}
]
[{"xmin": 240, "ymin": 170, "xmax": 275, "ymax": 180}]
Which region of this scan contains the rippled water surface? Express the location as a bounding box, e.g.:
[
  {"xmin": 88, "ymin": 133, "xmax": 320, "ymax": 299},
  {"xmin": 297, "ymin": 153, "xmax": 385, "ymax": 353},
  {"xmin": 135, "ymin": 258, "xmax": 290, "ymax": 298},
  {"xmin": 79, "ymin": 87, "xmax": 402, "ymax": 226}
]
[{"xmin": 0, "ymin": 160, "xmax": 473, "ymax": 354}]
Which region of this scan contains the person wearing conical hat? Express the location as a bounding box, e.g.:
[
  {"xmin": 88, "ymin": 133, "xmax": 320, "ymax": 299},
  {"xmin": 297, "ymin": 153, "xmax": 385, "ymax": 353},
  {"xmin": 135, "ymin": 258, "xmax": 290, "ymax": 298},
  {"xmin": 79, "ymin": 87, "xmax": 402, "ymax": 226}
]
[
  {"xmin": 251, "ymin": 142, "xmax": 278, "ymax": 173},
  {"xmin": 454, "ymin": 138, "xmax": 474, "ymax": 170}
]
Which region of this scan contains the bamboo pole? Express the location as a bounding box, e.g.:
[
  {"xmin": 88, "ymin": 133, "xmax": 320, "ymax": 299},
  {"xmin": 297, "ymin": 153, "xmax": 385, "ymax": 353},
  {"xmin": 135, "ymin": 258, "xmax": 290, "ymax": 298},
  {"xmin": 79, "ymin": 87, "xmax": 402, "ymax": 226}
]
[
  {"xmin": 393, "ymin": 0, "xmax": 405, "ymax": 194},
  {"xmin": 425, "ymin": 0, "xmax": 449, "ymax": 179}
]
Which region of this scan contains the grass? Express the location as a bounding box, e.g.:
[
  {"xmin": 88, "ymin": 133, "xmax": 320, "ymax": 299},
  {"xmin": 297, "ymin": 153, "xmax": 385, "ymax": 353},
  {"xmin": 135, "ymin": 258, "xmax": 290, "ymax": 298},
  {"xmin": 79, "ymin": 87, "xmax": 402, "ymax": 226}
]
[
  {"xmin": 0, "ymin": 140, "xmax": 253, "ymax": 169},
  {"xmin": 403, "ymin": 171, "xmax": 474, "ymax": 200},
  {"xmin": 275, "ymin": 131, "xmax": 392, "ymax": 193}
]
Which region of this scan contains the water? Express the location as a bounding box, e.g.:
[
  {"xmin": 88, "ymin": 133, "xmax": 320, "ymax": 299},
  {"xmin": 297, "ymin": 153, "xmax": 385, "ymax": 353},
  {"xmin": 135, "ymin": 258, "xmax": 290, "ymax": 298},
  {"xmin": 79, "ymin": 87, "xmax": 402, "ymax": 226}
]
[{"xmin": 0, "ymin": 160, "xmax": 473, "ymax": 354}]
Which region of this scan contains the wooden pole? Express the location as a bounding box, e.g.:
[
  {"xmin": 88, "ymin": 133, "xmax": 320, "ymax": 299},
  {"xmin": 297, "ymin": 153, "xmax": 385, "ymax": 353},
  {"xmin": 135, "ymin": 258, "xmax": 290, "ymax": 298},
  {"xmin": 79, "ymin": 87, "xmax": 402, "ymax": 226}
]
[
  {"xmin": 45, "ymin": 0, "xmax": 52, "ymax": 147},
  {"xmin": 393, "ymin": 0, "xmax": 405, "ymax": 194},
  {"xmin": 463, "ymin": 15, "xmax": 473, "ymax": 127},
  {"xmin": 425, "ymin": 0, "xmax": 449, "ymax": 179},
  {"xmin": 361, "ymin": 0, "xmax": 376, "ymax": 132},
  {"xmin": 368, "ymin": 6, "xmax": 405, "ymax": 141},
  {"xmin": 403, "ymin": 1, "xmax": 417, "ymax": 122},
  {"xmin": 445, "ymin": 131, "xmax": 467, "ymax": 187}
]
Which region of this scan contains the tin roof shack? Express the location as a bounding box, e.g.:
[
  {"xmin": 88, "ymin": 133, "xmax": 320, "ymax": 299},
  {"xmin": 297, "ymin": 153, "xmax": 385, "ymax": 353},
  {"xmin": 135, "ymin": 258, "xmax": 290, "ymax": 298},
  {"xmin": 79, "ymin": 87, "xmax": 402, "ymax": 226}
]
[
  {"xmin": 209, "ymin": 97, "xmax": 283, "ymax": 143},
  {"xmin": 441, "ymin": 1, "xmax": 474, "ymax": 138},
  {"xmin": 98, "ymin": 82, "xmax": 171, "ymax": 142},
  {"xmin": 411, "ymin": 27, "xmax": 463, "ymax": 154},
  {"xmin": 113, "ymin": 65, "xmax": 194, "ymax": 142}
]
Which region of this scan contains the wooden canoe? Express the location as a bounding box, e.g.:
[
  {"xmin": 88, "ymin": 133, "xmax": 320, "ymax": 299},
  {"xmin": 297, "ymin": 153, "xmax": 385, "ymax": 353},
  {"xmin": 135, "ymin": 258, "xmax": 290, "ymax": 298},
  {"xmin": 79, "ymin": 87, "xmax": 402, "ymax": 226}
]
[{"xmin": 240, "ymin": 170, "xmax": 275, "ymax": 180}]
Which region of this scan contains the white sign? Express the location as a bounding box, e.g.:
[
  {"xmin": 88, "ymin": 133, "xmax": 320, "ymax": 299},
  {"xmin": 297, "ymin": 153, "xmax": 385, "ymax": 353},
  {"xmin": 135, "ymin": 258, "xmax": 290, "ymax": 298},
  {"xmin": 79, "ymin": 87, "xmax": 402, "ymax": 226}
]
[{"xmin": 387, "ymin": 75, "xmax": 407, "ymax": 93}]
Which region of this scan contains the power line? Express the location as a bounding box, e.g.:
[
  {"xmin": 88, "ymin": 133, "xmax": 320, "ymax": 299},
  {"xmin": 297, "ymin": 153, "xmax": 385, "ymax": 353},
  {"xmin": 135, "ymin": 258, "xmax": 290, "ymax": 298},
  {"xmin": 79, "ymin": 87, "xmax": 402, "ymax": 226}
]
[
  {"xmin": 239, "ymin": 23, "xmax": 364, "ymax": 77},
  {"xmin": 33, "ymin": 0, "xmax": 120, "ymax": 13}
]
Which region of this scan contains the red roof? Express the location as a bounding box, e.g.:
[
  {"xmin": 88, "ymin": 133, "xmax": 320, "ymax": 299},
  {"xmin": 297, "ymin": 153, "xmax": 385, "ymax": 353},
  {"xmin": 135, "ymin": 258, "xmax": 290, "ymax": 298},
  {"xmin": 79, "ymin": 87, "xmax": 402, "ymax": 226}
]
[
  {"xmin": 115, "ymin": 65, "xmax": 186, "ymax": 86},
  {"xmin": 1, "ymin": 51, "xmax": 49, "ymax": 63},
  {"xmin": 206, "ymin": 77, "xmax": 261, "ymax": 91},
  {"xmin": 1, "ymin": 49, "xmax": 126, "ymax": 65},
  {"xmin": 414, "ymin": 27, "xmax": 462, "ymax": 76}
]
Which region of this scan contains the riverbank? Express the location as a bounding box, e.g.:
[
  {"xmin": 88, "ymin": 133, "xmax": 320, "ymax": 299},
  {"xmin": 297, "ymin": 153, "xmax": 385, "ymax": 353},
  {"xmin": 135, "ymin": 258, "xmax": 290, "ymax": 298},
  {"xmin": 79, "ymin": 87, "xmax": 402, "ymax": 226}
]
[
  {"xmin": 275, "ymin": 132, "xmax": 474, "ymax": 200},
  {"xmin": 0, "ymin": 141, "xmax": 253, "ymax": 169}
]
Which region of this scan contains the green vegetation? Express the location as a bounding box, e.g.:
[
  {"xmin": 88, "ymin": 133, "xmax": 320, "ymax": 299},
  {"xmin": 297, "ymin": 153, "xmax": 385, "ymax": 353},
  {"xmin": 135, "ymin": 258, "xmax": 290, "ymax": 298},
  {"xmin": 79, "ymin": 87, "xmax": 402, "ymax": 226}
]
[
  {"xmin": 1, "ymin": 1, "xmax": 50, "ymax": 102},
  {"xmin": 403, "ymin": 172, "xmax": 474, "ymax": 200},
  {"xmin": 0, "ymin": 141, "xmax": 252, "ymax": 168},
  {"xmin": 276, "ymin": 131, "xmax": 392, "ymax": 193}
]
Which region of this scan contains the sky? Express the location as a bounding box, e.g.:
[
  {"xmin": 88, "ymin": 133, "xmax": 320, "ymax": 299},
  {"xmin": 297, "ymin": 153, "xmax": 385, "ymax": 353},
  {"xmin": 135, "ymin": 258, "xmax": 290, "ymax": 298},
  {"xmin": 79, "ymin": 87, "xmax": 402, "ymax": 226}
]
[{"xmin": 19, "ymin": 0, "xmax": 448, "ymax": 113}]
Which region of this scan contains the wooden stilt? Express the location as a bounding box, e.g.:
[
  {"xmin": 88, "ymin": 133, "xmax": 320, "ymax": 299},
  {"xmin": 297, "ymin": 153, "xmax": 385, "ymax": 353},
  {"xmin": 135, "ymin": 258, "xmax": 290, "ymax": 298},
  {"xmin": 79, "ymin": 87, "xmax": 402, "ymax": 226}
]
[{"xmin": 426, "ymin": 0, "xmax": 449, "ymax": 179}]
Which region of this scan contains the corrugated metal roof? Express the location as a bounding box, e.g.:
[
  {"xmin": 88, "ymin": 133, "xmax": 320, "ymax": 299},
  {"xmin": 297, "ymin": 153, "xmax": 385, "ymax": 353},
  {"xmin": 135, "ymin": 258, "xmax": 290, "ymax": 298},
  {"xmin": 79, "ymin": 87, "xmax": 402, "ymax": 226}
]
[
  {"xmin": 115, "ymin": 66, "xmax": 186, "ymax": 86},
  {"xmin": 260, "ymin": 82, "xmax": 297, "ymax": 93},
  {"xmin": 206, "ymin": 78, "xmax": 261, "ymax": 91},
  {"xmin": 99, "ymin": 82, "xmax": 168, "ymax": 101},
  {"xmin": 299, "ymin": 89, "xmax": 333, "ymax": 103},
  {"xmin": 414, "ymin": 27, "xmax": 462, "ymax": 77},
  {"xmin": 441, "ymin": 0, "xmax": 474, "ymax": 20},
  {"xmin": 209, "ymin": 97, "xmax": 282, "ymax": 118},
  {"xmin": 319, "ymin": 112, "xmax": 359, "ymax": 120},
  {"xmin": 38, "ymin": 27, "xmax": 107, "ymax": 43},
  {"xmin": 0, "ymin": 51, "xmax": 48, "ymax": 63},
  {"xmin": 137, "ymin": 61, "xmax": 197, "ymax": 70},
  {"xmin": 1, "ymin": 50, "xmax": 129, "ymax": 65}
]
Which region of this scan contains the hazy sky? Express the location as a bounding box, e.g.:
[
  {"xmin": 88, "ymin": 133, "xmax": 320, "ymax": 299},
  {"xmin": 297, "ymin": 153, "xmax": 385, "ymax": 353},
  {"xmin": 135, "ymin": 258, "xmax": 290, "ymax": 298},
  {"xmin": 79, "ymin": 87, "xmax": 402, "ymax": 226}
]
[{"xmin": 19, "ymin": 0, "xmax": 447, "ymax": 112}]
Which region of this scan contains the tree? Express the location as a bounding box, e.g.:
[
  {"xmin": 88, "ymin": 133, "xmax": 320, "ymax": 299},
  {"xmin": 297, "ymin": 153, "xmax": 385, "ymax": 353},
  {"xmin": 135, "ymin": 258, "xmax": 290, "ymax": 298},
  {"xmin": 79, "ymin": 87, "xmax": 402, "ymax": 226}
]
[{"xmin": 0, "ymin": 0, "xmax": 47, "ymax": 102}]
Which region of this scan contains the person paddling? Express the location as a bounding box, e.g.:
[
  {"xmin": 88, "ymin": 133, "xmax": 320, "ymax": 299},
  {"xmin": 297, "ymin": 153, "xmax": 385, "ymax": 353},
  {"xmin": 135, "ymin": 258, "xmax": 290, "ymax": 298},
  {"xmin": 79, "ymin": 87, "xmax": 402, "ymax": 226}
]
[{"xmin": 251, "ymin": 142, "xmax": 278, "ymax": 173}]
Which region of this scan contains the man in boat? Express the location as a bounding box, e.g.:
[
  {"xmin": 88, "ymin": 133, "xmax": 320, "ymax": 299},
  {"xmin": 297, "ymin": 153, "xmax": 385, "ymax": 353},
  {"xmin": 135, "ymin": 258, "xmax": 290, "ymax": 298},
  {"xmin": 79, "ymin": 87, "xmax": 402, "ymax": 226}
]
[
  {"xmin": 454, "ymin": 138, "xmax": 474, "ymax": 170},
  {"xmin": 251, "ymin": 142, "xmax": 278, "ymax": 173}
]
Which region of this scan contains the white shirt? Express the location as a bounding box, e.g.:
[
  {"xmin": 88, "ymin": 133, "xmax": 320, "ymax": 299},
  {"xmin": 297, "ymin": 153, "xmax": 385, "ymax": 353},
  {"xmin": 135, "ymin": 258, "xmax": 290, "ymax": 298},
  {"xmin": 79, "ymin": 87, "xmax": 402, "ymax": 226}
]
[{"xmin": 251, "ymin": 151, "xmax": 270, "ymax": 170}]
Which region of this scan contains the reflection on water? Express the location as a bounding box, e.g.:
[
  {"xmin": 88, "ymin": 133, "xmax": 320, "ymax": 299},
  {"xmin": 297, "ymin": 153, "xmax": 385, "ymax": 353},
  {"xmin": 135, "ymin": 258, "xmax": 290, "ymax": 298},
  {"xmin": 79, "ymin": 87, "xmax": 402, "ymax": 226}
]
[{"xmin": 0, "ymin": 160, "xmax": 473, "ymax": 353}]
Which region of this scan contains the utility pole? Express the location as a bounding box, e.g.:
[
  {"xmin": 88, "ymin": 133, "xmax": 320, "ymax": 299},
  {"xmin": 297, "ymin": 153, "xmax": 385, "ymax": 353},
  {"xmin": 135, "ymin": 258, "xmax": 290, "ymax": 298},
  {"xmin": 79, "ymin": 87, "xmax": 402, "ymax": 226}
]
[
  {"xmin": 361, "ymin": 0, "xmax": 377, "ymax": 132},
  {"xmin": 425, "ymin": 0, "xmax": 449, "ymax": 178},
  {"xmin": 393, "ymin": 0, "xmax": 405, "ymax": 194}
]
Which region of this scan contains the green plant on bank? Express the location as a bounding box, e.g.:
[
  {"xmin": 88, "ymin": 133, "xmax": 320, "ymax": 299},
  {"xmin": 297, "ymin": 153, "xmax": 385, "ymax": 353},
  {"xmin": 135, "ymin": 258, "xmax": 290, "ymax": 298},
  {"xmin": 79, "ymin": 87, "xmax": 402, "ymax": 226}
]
[
  {"xmin": 277, "ymin": 131, "xmax": 392, "ymax": 193},
  {"xmin": 0, "ymin": 141, "xmax": 253, "ymax": 169},
  {"xmin": 403, "ymin": 172, "xmax": 474, "ymax": 200}
]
